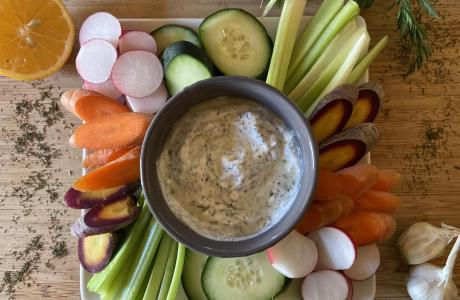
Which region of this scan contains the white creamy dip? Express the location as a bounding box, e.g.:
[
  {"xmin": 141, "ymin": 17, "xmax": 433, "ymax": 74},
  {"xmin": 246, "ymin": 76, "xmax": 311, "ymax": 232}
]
[{"xmin": 157, "ymin": 97, "xmax": 302, "ymax": 240}]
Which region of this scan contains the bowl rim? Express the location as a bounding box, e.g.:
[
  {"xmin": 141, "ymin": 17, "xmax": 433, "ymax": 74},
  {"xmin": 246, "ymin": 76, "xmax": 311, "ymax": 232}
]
[{"xmin": 141, "ymin": 76, "xmax": 318, "ymax": 257}]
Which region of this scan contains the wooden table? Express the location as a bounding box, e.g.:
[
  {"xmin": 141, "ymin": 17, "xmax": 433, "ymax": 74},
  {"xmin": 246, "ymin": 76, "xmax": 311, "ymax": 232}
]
[{"xmin": 0, "ymin": 0, "xmax": 459, "ymax": 299}]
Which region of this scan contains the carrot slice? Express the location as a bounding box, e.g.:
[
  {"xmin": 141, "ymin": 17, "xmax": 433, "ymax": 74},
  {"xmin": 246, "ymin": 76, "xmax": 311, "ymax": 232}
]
[
  {"xmin": 296, "ymin": 199, "xmax": 343, "ymax": 234},
  {"xmin": 73, "ymin": 147, "xmax": 141, "ymax": 192},
  {"xmin": 333, "ymin": 211, "xmax": 396, "ymax": 246},
  {"xmin": 372, "ymin": 169, "xmax": 401, "ymax": 191},
  {"xmin": 82, "ymin": 148, "xmax": 133, "ymax": 169},
  {"xmin": 69, "ymin": 112, "xmax": 152, "ymax": 150},
  {"xmin": 337, "ymin": 164, "xmax": 379, "ymax": 199},
  {"xmin": 337, "ymin": 194, "xmax": 354, "ymax": 216},
  {"xmin": 314, "ymin": 169, "xmax": 342, "ymax": 201},
  {"xmin": 354, "ymin": 190, "xmax": 401, "ymax": 214}
]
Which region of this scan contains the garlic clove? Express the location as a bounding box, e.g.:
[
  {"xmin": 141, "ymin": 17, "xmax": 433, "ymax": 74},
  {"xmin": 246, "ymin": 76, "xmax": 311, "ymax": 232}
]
[{"xmin": 407, "ymin": 264, "xmax": 458, "ymax": 300}]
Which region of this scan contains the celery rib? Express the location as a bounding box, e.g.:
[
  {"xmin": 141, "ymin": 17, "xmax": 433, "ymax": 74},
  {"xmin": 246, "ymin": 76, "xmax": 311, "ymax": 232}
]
[
  {"xmin": 158, "ymin": 241, "xmax": 179, "ymax": 300},
  {"xmin": 166, "ymin": 244, "xmax": 186, "ymax": 300}
]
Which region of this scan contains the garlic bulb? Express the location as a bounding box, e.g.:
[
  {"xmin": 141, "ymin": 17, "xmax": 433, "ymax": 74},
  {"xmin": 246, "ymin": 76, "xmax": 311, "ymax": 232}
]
[
  {"xmin": 398, "ymin": 222, "xmax": 460, "ymax": 265},
  {"xmin": 407, "ymin": 234, "xmax": 460, "ymax": 300}
]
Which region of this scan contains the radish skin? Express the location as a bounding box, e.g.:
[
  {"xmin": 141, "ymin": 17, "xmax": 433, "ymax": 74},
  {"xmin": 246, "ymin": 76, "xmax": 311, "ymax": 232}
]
[
  {"xmin": 266, "ymin": 230, "xmax": 318, "ymax": 278},
  {"xmin": 308, "ymin": 226, "xmax": 356, "ymax": 270},
  {"xmin": 126, "ymin": 82, "xmax": 168, "ymax": 114},
  {"xmin": 76, "ymin": 39, "xmax": 118, "ymax": 84},
  {"xmin": 119, "ymin": 31, "xmax": 157, "ymax": 54},
  {"xmin": 79, "ymin": 12, "xmax": 122, "ymax": 48},
  {"xmin": 344, "ymin": 244, "xmax": 380, "ymax": 281},
  {"xmin": 84, "ymin": 80, "xmax": 123, "ymax": 100},
  {"xmin": 302, "ymin": 270, "xmax": 350, "ymax": 300}
]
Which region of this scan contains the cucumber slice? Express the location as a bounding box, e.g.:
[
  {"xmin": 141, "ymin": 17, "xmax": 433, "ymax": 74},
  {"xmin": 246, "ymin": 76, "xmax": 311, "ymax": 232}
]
[
  {"xmin": 274, "ymin": 279, "xmax": 302, "ymax": 300},
  {"xmin": 162, "ymin": 41, "xmax": 215, "ymax": 96},
  {"xmin": 176, "ymin": 282, "xmax": 190, "ymax": 300},
  {"xmin": 151, "ymin": 25, "xmax": 201, "ymax": 54},
  {"xmin": 182, "ymin": 249, "xmax": 208, "ymax": 300},
  {"xmin": 199, "ymin": 8, "xmax": 272, "ymax": 78},
  {"xmin": 202, "ymin": 252, "xmax": 285, "ymax": 300}
]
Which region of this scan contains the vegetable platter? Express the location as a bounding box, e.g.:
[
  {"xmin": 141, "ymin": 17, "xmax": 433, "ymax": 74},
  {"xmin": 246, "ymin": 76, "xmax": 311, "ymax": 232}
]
[{"xmin": 60, "ymin": 1, "xmax": 400, "ymax": 299}]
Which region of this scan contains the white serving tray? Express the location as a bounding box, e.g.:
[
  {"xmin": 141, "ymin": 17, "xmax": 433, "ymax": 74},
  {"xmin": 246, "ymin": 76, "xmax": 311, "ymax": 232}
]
[{"xmin": 80, "ymin": 16, "xmax": 370, "ymax": 300}]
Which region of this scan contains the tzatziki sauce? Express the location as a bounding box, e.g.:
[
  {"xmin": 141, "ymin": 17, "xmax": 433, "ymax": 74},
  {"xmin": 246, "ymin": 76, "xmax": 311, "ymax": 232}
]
[{"xmin": 157, "ymin": 97, "xmax": 302, "ymax": 240}]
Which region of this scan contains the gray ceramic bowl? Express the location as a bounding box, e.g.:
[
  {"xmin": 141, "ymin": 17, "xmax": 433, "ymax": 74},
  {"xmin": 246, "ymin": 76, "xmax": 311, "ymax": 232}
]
[{"xmin": 141, "ymin": 76, "xmax": 318, "ymax": 257}]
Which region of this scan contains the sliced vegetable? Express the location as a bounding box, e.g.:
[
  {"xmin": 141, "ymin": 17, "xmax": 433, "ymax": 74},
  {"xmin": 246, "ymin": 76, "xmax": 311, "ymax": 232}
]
[
  {"xmin": 274, "ymin": 278, "xmax": 302, "ymax": 300},
  {"xmin": 333, "ymin": 211, "xmax": 396, "ymax": 246},
  {"xmin": 344, "ymin": 244, "xmax": 380, "ymax": 281},
  {"xmin": 267, "ymin": 230, "xmax": 318, "ymax": 278},
  {"xmin": 78, "ymin": 233, "xmax": 116, "ymax": 273},
  {"xmin": 82, "ymin": 148, "xmax": 134, "ymax": 169},
  {"xmin": 64, "ymin": 183, "xmax": 138, "ymax": 209},
  {"xmin": 345, "ymin": 83, "xmax": 383, "ymax": 129},
  {"xmin": 314, "ymin": 169, "xmax": 342, "ymax": 201},
  {"xmin": 355, "ymin": 190, "xmax": 401, "ymax": 214},
  {"xmin": 84, "ymin": 79, "xmax": 123, "ymax": 100},
  {"xmin": 308, "ymin": 226, "xmax": 356, "ymax": 270},
  {"xmin": 73, "ymin": 147, "xmax": 141, "ymax": 192},
  {"xmin": 309, "ymin": 84, "xmax": 358, "ymax": 143},
  {"xmin": 200, "ymin": 8, "xmax": 272, "ymax": 79},
  {"xmin": 76, "ymin": 38, "xmax": 118, "ymax": 84},
  {"xmin": 352, "ymin": 275, "xmax": 376, "ymax": 300},
  {"xmin": 202, "ymin": 252, "xmax": 286, "ymax": 300},
  {"xmin": 79, "ymin": 12, "xmax": 122, "ymax": 47},
  {"xmin": 296, "ymin": 199, "xmax": 343, "ymax": 234},
  {"xmin": 69, "ymin": 112, "xmax": 152, "ymax": 150},
  {"xmin": 182, "ymin": 249, "xmax": 208, "ymax": 300},
  {"xmin": 151, "ymin": 25, "xmax": 201, "ymax": 54},
  {"xmin": 319, "ymin": 123, "xmax": 380, "ymax": 171},
  {"xmin": 126, "ymin": 82, "xmax": 168, "ymax": 114},
  {"xmin": 338, "ymin": 194, "xmax": 355, "ymax": 217},
  {"xmin": 372, "ymin": 169, "xmax": 401, "ymax": 191},
  {"xmin": 119, "ymin": 31, "xmax": 157, "ymax": 54},
  {"xmin": 112, "ymin": 50, "xmax": 163, "ymax": 98},
  {"xmin": 301, "ymin": 270, "xmax": 350, "ymax": 300},
  {"xmin": 338, "ymin": 164, "xmax": 379, "ymax": 199},
  {"xmin": 71, "ymin": 194, "xmax": 139, "ymax": 237},
  {"xmin": 162, "ymin": 41, "xmax": 214, "ymax": 96}
]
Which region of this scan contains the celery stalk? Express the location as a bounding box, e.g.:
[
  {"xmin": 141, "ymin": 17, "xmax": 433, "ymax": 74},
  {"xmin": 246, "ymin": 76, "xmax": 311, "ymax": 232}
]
[
  {"xmin": 261, "ymin": 0, "xmax": 279, "ymax": 17},
  {"xmin": 347, "ymin": 35, "xmax": 389, "ymax": 84},
  {"xmin": 265, "ymin": 0, "xmax": 307, "ymax": 91},
  {"xmin": 87, "ymin": 199, "xmax": 151, "ymax": 293},
  {"xmin": 295, "ymin": 27, "xmax": 366, "ymax": 113},
  {"xmin": 288, "ymin": 0, "xmax": 344, "ymax": 76},
  {"xmin": 142, "ymin": 235, "xmax": 174, "ymax": 300},
  {"xmin": 121, "ymin": 221, "xmax": 164, "ymax": 300},
  {"xmin": 288, "ymin": 18, "xmax": 360, "ymax": 102},
  {"xmin": 166, "ymin": 244, "xmax": 186, "ymax": 300},
  {"xmin": 157, "ymin": 241, "xmax": 179, "ymax": 300},
  {"xmin": 285, "ymin": 0, "xmax": 359, "ymax": 93}
]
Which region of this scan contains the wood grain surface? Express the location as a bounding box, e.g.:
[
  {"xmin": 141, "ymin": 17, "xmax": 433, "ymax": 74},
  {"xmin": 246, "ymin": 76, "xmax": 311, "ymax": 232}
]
[{"xmin": 0, "ymin": 0, "xmax": 459, "ymax": 299}]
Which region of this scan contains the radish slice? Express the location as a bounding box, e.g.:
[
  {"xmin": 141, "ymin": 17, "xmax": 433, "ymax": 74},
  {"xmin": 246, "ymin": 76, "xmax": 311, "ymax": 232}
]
[
  {"xmin": 84, "ymin": 79, "xmax": 123, "ymax": 100},
  {"xmin": 76, "ymin": 39, "xmax": 117, "ymax": 84},
  {"xmin": 119, "ymin": 31, "xmax": 157, "ymax": 54},
  {"xmin": 344, "ymin": 244, "xmax": 380, "ymax": 281},
  {"xmin": 79, "ymin": 12, "xmax": 122, "ymax": 48},
  {"xmin": 266, "ymin": 230, "xmax": 318, "ymax": 278},
  {"xmin": 126, "ymin": 82, "xmax": 168, "ymax": 114},
  {"xmin": 352, "ymin": 275, "xmax": 376, "ymax": 300},
  {"xmin": 308, "ymin": 227, "xmax": 356, "ymax": 270},
  {"xmin": 302, "ymin": 270, "xmax": 350, "ymax": 300},
  {"xmin": 112, "ymin": 50, "xmax": 163, "ymax": 98}
]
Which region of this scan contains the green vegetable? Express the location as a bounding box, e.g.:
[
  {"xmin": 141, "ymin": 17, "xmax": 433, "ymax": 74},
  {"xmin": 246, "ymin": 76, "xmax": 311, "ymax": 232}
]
[
  {"xmin": 288, "ymin": 0, "xmax": 344, "ymax": 77},
  {"xmin": 285, "ymin": 0, "xmax": 360, "ymax": 93},
  {"xmin": 158, "ymin": 242, "xmax": 179, "ymax": 300},
  {"xmin": 265, "ymin": 0, "xmax": 307, "ymax": 91},
  {"xmin": 166, "ymin": 244, "xmax": 186, "ymax": 300},
  {"xmin": 182, "ymin": 249, "xmax": 208, "ymax": 300},
  {"xmin": 151, "ymin": 24, "xmax": 202, "ymax": 54}
]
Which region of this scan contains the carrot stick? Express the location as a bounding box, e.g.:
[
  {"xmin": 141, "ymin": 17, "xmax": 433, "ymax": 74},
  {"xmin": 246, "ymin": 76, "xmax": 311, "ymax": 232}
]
[
  {"xmin": 337, "ymin": 194, "xmax": 354, "ymax": 216},
  {"xmin": 333, "ymin": 211, "xmax": 396, "ymax": 246},
  {"xmin": 296, "ymin": 199, "xmax": 343, "ymax": 234},
  {"xmin": 82, "ymin": 148, "xmax": 133, "ymax": 169},
  {"xmin": 354, "ymin": 190, "xmax": 401, "ymax": 214},
  {"xmin": 61, "ymin": 88, "xmax": 130, "ymax": 121},
  {"xmin": 73, "ymin": 147, "xmax": 141, "ymax": 192},
  {"xmin": 314, "ymin": 169, "xmax": 342, "ymax": 201},
  {"xmin": 372, "ymin": 169, "xmax": 401, "ymax": 191},
  {"xmin": 337, "ymin": 164, "xmax": 379, "ymax": 199},
  {"xmin": 69, "ymin": 112, "xmax": 152, "ymax": 150}
]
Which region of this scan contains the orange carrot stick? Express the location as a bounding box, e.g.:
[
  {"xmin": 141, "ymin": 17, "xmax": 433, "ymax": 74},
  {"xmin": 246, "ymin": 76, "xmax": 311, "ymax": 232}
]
[
  {"xmin": 337, "ymin": 194, "xmax": 354, "ymax": 216},
  {"xmin": 69, "ymin": 112, "xmax": 152, "ymax": 150},
  {"xmin": 296, "ymin": 199, "xmax": 343, "ymax": 234},
  {"xmin": 61, "ymin": 88, "xmax": 130, "ymax": 121},
  {"xmin": 333, "ymin": 211, "xmax": 396, "ymax": 246},
  {"xmin": 314, "ymin": 169, "xmax": 342, "ymax": 201},
  {"xmin": 73, "ymin": 147, "xmax": 141, "ymax": 192},
  {"xmin": 82, "ymin": 148, "xmax": 133, "ymax": 169},
  {"xmin": 337, "ymin": 164, "xmax": 379, "ymax": 199},
  {"xmin": 372, "ymin": 169, "xmax": 401, "ymax": 191},
  {"xmin": 354, "ymin": 190, "xmax": 401, "ymax": 214}
]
